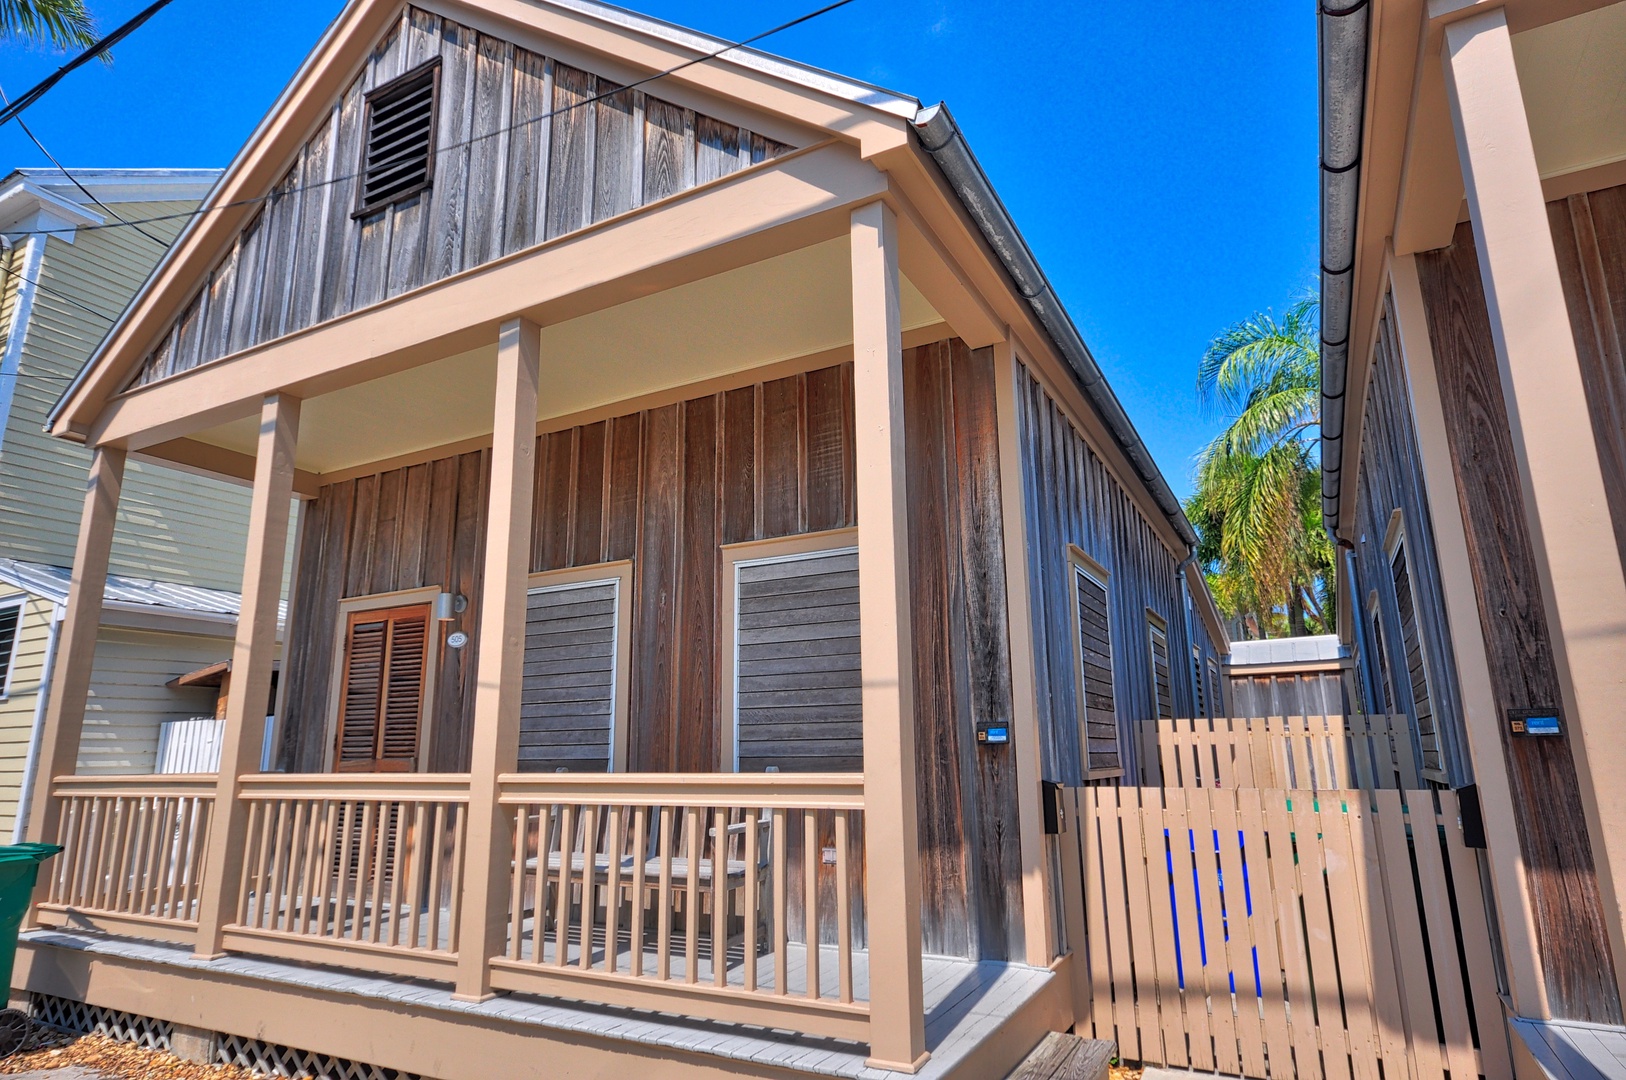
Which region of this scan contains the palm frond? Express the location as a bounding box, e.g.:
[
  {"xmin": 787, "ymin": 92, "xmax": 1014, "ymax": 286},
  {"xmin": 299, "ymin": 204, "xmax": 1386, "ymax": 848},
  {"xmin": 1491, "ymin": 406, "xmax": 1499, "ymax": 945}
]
[{"xmin": 0, "ymin": 0, "xmax": 96, "ymax": 51}]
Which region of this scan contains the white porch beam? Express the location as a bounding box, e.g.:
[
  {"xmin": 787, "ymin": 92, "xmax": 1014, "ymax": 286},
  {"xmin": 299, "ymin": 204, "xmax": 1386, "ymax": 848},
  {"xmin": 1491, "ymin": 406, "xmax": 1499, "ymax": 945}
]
[
  {"xmin": 850, "ymin": 200, "xmax": 928, "ymax": 1072},
  {"xmin": 454, "ymin": 317, "xmax": 541, "ymax": 1001},
  {"xmin": 23, "ymin": 447, "xmax": 125, "ymax": 915},
  {"xmin": 194, "ymin": 393, "xmax": 301, "ymax": 958},
  {"xmin": 1443, "ymin": 6, "xmax": 1626, "ymax": 1010}
]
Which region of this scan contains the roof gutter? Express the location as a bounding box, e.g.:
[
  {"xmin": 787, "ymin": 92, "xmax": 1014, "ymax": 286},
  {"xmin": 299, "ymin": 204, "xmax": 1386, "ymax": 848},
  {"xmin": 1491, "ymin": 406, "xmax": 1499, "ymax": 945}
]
[
  {"xmin": 1318, "ymin": 0, "xmax": 1372, "ymax": 536},
  {"xmin": 913, "ymin": 103, "xmax": 1199, "ymax": 552}
]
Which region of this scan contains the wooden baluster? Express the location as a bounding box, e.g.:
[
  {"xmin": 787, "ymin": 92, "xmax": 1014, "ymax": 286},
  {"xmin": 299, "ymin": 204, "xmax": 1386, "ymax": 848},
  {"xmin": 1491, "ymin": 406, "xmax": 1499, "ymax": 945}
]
[
  {"xmin": 317, "ymin": 801, "xmax": 341, "ymax": 938},
  {"xmin": 684, "ymin": 806, "xmax": 700, "ymax": 985},
  {"xmin": 508, "ymin": 805, "xmax": 526, "ymax": 961},
  {"xmin": 803, "ymin": 809, "xmax": 819, "ymax": 1000},
  {"xmin": 162, "ymin": 797, "xmax": 184, "ymax": 920},
  {"xmin": 386, "ymin": 803, "xmax": 409, "ymax": 946},
  {"xmin": 743, "ymin": 806, "xmax": 759, "ymax": 993},
  {"xmin": 425, "ymin": 803, "xmax": 445, "ymax": 952},
  {"xmin": 772, "ymin": 807, "xmax": 787, "ymax": 996},
  {"xmin": 334, "ymin": 802, "xmax": 358, "ymax": 940},
  {"xmin": 295, "ymin": 800, "xmax": 318, "ymax": 936},
  {"xmin": 128, "ymin": 796, "xmax": 154, "ymax": 915},
  {"xmin": 446, "ymin": 802, "xmax": 467, "ymax": 953},
  {"xmin": 579, "ymin": 803, "xmax": 598, "ymax": 971},
  {"xmin": 111, "ymin": 797, "xmax": 137, "ymax": 912},
  {"xmin": 554, "ymin": 802, "xmax": 575, "ymax": 967},
  {"xmin": 656, "ymin": 806, "xmax": 674, "ymax": 981},
  {"xmin": 186, "ymin": 797, "xmax": 212, "ymax": 921},
  {"xmin": 90, "ymin": 797, "xmax": 115, "ymax": 910},
  {"xmin": 143, "ymin": 796, "xmax": 170, "ymax": 917},
  {"xmin": 369, "ymin": 801, "xmax": 391, "ymax": 944},
  {"xmin": 835, "ymin": 810, "xmax": 852, "ymax": 1004},
  {"xmin": 631, "ymin": 805, "xmax": 648, "ymax": 978},
  {"xmin": 605, "ymin": 806, "xmax": 624, "ymax": 975},
  {"xmin": 354, "ymin": 800, "xmax": 380, "ymax": 941},
  {"xmin": 236, "ymin": 802, "xmax": 260, "ymax": 927},
  {"xmin": 267, "ymin": 799, "xmax": 291, "ymax": 932},
  {"xmin": 407, "ymin": 802, "xmax": 431, "ymax": 950},
  {"xmin": 285, "ymin": 800, "xmax": 310, "ymax": 934},
  {"xmin": 51, "ymin": 796, "xmax": 77, "ymax": 905},
  {"xmin": 712, "ymin": 807, "xmax": 727, "ymax": 987}
]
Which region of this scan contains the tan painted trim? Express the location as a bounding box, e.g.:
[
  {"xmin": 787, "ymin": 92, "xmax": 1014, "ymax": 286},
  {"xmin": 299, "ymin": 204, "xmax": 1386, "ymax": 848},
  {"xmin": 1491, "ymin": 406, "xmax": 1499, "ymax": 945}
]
[
  {"xmin": 849, "ymin": 201, "xmax": 926, "ymax": 1071},
  {"xmin": 526, "ymin": 560, "xmax": 634, "ymax": 772},
  {"xmin": 455, "ymin": 317, "xmax": 540, "ymax": 1000},
  {"xmin": 80, "ymin": 143, "xmax": 887, "ymax": 449},
  {"xmin": 890, "ymin": 193, "xmax": 1003, "ymax": 349},
  {"xmin": 991, "ymin": 337, "xmax": 1055, "ymax": 966},
  {"xmin": 1388, "ymin": 249, "xmax": 1547, "ymax": 1015},
  {"xmin": 1541, "ymin": 156, "xmax": 1626, "ymax": 202},
  {"xmin": 308, "ymin": 327, "xmax": 954, "ymax": 490},
  {"xmin": 134, "ymin": 437, "xmax": 322, "ymax": 496},
  {"xmin": 1445, "ymin": 8, "xmax": 1626, "ymax": 1008},
  {"xmin": 320, "ymin": 586, "xmax": 446, "ymax": 774},
  {"xmin": 194, "ymin": 393, "xmax": 300, "ymax": 959},
  {"xmin": 1223, "ymin": 659, "xmax": 1354, "ymax": 677},
  {"xmin": 718, "ymin": 528, "xmax": 857, "ymax": 772},
  {"xmin": 33, "ymin": 907, "xmax": 199, "ymax": 947}
]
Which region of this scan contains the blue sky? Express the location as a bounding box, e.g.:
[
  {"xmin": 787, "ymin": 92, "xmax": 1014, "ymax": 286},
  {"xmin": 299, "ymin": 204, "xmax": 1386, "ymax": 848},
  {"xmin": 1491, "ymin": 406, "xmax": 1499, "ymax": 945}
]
[{"xmin": 0, "ymin": 0, "xmax": 1319, "ymax": 498}]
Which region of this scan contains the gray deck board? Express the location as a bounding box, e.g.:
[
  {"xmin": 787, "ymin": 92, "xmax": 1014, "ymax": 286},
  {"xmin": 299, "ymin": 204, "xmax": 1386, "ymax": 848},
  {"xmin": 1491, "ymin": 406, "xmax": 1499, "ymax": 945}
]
[
  {"xmin": 23, "ymin": 930, "xmax": 1053, "ymax": 1079},
  {"xmin": 1512, "ymin": 1018, "xmax": 1626, "ymax": 1080}
]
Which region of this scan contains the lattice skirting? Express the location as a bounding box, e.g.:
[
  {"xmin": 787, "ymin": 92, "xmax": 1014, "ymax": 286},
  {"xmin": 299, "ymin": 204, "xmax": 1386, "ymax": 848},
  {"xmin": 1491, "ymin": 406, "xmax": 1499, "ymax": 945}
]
[
  {"xmin": 29, "ymin": 993, "xmax": 173, "ymax": 1051},
  {"xmin": 29, "ymin": 993, "xmax": 419, "ymax": 1080},
  {"xmin": 216, "ymin": 1034, "xmax": 423, "ymax": 1080}
]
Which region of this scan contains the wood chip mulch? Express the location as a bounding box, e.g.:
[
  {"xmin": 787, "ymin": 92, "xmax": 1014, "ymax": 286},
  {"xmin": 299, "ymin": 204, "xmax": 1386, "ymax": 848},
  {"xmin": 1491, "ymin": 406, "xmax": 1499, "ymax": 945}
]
[
  {"xmin": 0, "ymin": 1026, "xmax": 253, "ymax": 1080},
  {"xmin": 1108, "ymin": 1064, "xmax": 1144, "ymax": 1080}
]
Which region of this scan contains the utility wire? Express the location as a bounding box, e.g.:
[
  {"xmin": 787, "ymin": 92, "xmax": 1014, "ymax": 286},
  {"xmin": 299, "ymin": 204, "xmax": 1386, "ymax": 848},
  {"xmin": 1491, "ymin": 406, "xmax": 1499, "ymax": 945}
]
[
  {"xmin": 0, "ymin": 87, "xmax": 171, "ymax": 251},
  {"xmin": 11, "ymin": 0, "xmax": 861, "ymax": 244},
  {"xmin": 0, "ymin": 0, "xmax": 174, "ymax": 130}
]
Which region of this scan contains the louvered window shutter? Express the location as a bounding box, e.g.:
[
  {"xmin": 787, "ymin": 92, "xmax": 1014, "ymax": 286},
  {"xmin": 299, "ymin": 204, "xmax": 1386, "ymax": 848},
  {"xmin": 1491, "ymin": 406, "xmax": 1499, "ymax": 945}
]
[
  {"xmin": 1072, "ymin": 565, "xmax": 1119, "ymax": 776},
  {"xmin": 519, "ymin": 579, "xmax": 622, "ymax": 773},
  {"xmin": 1148, "ymin": 620, "xmax": 1173, "ymax": 721},
  {"xmin": 1390, "ymin": 540, "xmax": 1442, "ymax": 776},
  {"xmin": 335, "ymin": 604, "xmax": 430, "ymax": 772},
  {"xmin": 355, "ymin": 59, "xmax": 441, "ymax": 218},
  {"xmin": 734, "ymin": 548, "xmax": 862, "ymax": 772},
  {"xmin": 0, "ymin": 602, "xmax": 20, "ymax": 690}
]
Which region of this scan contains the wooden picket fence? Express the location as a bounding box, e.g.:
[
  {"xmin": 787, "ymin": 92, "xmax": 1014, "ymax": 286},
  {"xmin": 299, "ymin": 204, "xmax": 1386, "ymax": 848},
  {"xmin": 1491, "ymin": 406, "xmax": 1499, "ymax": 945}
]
[
  {"xmin": 1064, "ymin": 785, "xmax": 1510, "ymax": 1080},
  {"xmin": 1135, "ymin": 715, "xmax": 1420, "ymax": 790}
]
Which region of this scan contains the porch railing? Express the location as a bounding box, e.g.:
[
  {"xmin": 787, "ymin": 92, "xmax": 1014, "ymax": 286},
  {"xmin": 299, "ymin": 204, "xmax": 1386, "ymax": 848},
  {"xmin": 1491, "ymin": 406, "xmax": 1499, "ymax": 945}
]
[
  {"xmin": 223, "ymin": 775, "xmax": 469, "ymax": 981},
  {"xmin": 35, "ymin": 772, "xmax": 868, "ymax": 1045},
  {"xmin": 490, "ymin": 773, "xmax": 868, "ymax": 1042},
  {"xmin": 39, "ymin": 775, "xmax": 216, "ymax": 944}
]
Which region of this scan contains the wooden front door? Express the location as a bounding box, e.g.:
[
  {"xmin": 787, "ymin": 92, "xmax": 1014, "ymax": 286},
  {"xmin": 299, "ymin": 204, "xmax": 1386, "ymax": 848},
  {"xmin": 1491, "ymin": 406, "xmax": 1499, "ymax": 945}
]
[{"xmin": 334, "ymin": 603, "xmax": 431, "ymax": 772}]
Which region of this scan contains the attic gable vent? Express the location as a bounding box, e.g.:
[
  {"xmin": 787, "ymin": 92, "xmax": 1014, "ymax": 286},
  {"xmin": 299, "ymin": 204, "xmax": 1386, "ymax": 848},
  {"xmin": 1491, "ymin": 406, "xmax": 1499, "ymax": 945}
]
[{"xmin": 355, "ymin": 58, "xmax": 441, "ymax": 217}]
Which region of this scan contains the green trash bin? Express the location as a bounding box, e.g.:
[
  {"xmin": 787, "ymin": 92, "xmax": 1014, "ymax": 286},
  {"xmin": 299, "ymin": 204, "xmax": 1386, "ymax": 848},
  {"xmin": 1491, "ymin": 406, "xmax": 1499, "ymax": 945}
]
[{"xmin": 0, "ymin": 843, "xmax": 61, "ymax": 1057}]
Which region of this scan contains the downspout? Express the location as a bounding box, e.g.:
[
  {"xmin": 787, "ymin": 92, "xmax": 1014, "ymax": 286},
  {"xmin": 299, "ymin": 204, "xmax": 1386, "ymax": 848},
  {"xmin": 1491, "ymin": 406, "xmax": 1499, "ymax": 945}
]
[
  {"xmin": 14, "ymin": 601, "xmax": 65, "ymax": 843},
  {"xmin": 913, "ymin": 103, "xmax": 1199, "ymax": 552},
  {"xmin": 1319, "ymin": 0, "xmax": 1372, "ymax": 537}
]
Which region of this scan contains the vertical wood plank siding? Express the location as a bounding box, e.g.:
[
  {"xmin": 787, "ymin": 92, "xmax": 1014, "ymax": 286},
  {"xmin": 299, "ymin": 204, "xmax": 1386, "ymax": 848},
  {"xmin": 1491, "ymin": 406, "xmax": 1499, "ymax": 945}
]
[
  {"xmin": 1415, "ymin": 220, "xmax": 1622, "ymax": 1023},
  {"xmin": 281, "ymin": 344, "xmax": 1022, "ymax": 959},
  {"xmin": 1349, "ymin": 291, "xmax": 1466, "ymax": 783},
  {"xmin": 129, "ymin": 6, "xmax": 791, "ymax": 390},
  {"xmin": 1014, "ymin": 363, "xmax": 1201, "ymax": 786}
]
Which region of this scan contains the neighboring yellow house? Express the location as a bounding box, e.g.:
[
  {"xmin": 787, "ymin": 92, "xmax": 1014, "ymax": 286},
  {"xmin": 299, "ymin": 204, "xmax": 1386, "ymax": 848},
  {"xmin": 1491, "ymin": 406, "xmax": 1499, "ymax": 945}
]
[{"xmin": 0, "ymin": 169, "xmax": 261, "ymax": 837}]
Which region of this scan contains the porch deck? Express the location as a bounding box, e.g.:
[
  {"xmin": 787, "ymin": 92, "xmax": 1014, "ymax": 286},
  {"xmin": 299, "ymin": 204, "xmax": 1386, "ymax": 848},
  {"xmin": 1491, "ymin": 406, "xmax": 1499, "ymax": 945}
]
[{"xmin": 19, "ymin": 929, "xmax": 1059, "ymax": 1079}]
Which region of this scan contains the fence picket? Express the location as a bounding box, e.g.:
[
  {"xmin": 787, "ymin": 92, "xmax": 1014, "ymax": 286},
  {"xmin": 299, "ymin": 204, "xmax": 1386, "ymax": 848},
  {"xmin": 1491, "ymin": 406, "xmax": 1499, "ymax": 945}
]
[
  {"xmin": 1410, "ymin": 794, "xmax": 1480, "ymax": 1080},
  {"xmin": 1119, "ymin": 787, "xmax": 1163, "ymax": 1065},
  {"xmin": 1372, "ymin": 789, "xmax": 1446, "ymax": 1080},
  {"xmin": 1189, "ymin": 790, "xmax": 1240, "ymax": 1075}
]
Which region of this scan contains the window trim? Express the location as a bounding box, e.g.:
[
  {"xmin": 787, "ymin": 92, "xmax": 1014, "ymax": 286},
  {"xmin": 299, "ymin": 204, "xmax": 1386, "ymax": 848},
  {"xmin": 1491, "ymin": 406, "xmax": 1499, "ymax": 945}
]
[
  {"xmin": 353, "ymin": 57, "xmax": 443, "ymax": 219},
  {"xmin": 1065, "ymin": 545, "xmax": 1121, "ymax": 782},
  {"xmin": 720, "ymin": 528, "xmax": 858, "ymax": 773},
  {"xmin": 1384, "ymin": 517, "xmax": 1445, "ymax": 782},
  {"xmin": 525, "ymin": 560, "xmax": 634, "ymax": 773},
  {"xmin": 0, "ymin": 594, "xmax": 26, "ymax": 702},
  {"xmin": 322, "ymin": 586, "xmax": 443, "ymax": 772},
  {"xmin": 1145, "ymin": 608, "xmax": 1172, "ymax": 722}
]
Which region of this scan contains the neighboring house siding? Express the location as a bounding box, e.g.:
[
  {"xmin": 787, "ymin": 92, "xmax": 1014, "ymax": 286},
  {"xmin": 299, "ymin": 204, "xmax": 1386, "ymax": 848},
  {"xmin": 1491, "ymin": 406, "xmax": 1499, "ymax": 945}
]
[
  {"xmin": 0, "ymin": 200, "xmax": 256, "ymax": 592},
  {"xmin": 0, "ymin": 596, "xmax": 56, "ymax": 835},
  {"xmin": 1015, "ymin": 362, "xmax": 1203, "ymax": 787},
  {"xmin": 78, "ymin": 627, "xmax": 226, "ymax": 775},
  {"xmin": 1349, "ymin": 289, "xmax": 1466, "ymax": 783}
]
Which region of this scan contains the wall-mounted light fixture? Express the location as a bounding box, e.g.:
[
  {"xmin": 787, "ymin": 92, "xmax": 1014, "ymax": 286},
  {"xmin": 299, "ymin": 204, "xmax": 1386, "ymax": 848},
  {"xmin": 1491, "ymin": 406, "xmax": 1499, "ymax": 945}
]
[{"xmin": 435, "ymin": 592, "xmax": 465, "ymax": 621}]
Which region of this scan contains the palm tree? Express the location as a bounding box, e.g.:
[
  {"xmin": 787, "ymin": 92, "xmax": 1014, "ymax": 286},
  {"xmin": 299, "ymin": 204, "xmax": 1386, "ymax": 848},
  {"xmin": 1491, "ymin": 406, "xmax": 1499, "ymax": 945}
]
[
  {"xmin": 1186, "ymin": 297, "xmax": 1334, "ymax": 638},
  {"xmin": 1, "ymin": 0, "xmax": 97, "ymax": 52}
]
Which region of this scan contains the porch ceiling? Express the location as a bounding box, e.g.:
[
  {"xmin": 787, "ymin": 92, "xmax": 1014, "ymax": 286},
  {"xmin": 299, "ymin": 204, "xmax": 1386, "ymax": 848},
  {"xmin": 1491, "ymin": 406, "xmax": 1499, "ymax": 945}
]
[
  {"xmin": 1513, "ymin": 2, "xmax": 1626, "ymax": 178},
  {"xmin": 190, "ymin": 237, "xmax": 939, "ymax": 477}
]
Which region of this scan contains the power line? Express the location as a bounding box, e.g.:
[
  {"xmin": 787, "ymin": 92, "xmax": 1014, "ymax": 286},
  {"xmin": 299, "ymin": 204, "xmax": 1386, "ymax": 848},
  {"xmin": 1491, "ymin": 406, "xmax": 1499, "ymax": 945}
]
[
  {"xmin": 12, "ymin": 0, "xmax": 861, "ymax": 244},
  {"xmin": 0, "ymin": 87, "xmax": 171, "ymax": 251},
  {"xmin": 0, "ymin": 0, "xmax": 174, "ymax": 130}
]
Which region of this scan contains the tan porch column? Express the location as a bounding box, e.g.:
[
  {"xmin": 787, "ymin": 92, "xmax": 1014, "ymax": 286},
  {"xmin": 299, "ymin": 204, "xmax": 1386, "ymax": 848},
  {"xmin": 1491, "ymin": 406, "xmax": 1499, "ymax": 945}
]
[
  {"xmin": 850, "ymin": 200, "xmax": 928, "ymax": 1072},
  {"xmin": 1443, "ymin": 7, "xmax": 1626, "ymax": 1007},
  {"xmin": 195, "ymin": 393, "xmax": 300, "ymax": 958},
  {"xmin": 24, "ymin": 447, "xmax": 125, "ymax": 913},
  {"xmin": 454, "ymin": 317, "xmax": 540, "ymax": 1001},
  {"xmin": 1388, "ymin": 250, "xmax": 1546, "ymax": 1017}
]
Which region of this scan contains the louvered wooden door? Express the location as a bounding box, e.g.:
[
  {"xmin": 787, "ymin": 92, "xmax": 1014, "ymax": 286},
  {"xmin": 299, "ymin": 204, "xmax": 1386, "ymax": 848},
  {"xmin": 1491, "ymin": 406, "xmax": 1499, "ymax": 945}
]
[{"xmin": 334, "ymin": 604, "xmax": 431, "ymax": 772}]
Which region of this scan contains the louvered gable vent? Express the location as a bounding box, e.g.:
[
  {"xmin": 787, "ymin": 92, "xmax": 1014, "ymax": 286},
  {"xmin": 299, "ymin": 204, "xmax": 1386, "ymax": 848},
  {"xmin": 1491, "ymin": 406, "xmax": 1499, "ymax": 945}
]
[{"xmin": 355, "ymin": 58, "xmax": 441, "ymax": 217}]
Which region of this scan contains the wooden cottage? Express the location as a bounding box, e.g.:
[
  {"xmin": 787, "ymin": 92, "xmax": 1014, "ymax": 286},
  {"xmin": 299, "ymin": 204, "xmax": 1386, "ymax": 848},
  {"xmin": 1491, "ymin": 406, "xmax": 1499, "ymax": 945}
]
[
  {"xmin": 18, "ymin": 1, "xmax": 1228, "ymax": 1076},
  {"xmin": 1321, "ymin": 0, "xmax": 1626, "ymax": 1068}
]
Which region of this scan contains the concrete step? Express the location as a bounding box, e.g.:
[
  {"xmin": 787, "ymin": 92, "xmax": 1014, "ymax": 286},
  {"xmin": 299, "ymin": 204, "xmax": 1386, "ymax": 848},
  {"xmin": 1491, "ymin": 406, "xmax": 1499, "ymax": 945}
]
[{"xmin": 1006, "ymin": 1032, "xmax": 1115, "ymax": 1080}]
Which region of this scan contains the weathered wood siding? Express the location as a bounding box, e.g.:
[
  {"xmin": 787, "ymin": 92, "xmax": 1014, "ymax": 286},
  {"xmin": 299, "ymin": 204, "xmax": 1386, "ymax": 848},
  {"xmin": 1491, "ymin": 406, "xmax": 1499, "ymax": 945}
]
[
  {"xmin": 130, "ymin": 5, "xmax": 792, "ymax": 390},
  {"xmin": 1349, "ymin": 290, "xmax": 1467, "ymax": 783},
  {"xmin": 1416, "ymin": 220, "xmax": 1622, "ymax": 1023},
  {"xmin": 1014, "ymin": 363, "xmax": 1201, "ymax": 787},
  {"xmin": 1550, "ymin": 181, "xmax": 1626, "ymax": 573},
  {"xmin": 281, "ymin": 343, "xmax": 1025, "ymax": 960}
]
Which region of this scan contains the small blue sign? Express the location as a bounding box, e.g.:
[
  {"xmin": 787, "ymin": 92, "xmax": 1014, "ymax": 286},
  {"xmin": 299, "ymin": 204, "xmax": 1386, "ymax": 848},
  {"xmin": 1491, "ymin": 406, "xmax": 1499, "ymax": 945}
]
[
  {"xmin": 977, "ymin": 725, "xmax": 1010, "ymax": 745},
  {"xmin": 1524, "ymin": 715, "xmax": 1560, "ymax": 736}
]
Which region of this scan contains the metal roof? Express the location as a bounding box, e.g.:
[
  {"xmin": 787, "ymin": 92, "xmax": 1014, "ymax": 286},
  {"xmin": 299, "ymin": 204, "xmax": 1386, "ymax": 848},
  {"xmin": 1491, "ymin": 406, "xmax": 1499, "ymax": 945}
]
[
  {"xmin": 0, "ymin": 558, "xmax": 272, "ymax": 623},
  {"xmin": 1227, "ymin": 634, "xmax": 1346, "ymax": 666}
]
